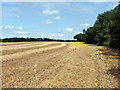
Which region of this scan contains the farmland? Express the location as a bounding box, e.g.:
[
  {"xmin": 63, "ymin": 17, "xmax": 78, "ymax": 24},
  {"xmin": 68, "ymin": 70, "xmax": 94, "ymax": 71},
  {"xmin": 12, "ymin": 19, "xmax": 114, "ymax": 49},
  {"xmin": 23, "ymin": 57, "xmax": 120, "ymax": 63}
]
[{"xmin": 1, "ymin": 42, "xmax": 119, "ymax": 88}]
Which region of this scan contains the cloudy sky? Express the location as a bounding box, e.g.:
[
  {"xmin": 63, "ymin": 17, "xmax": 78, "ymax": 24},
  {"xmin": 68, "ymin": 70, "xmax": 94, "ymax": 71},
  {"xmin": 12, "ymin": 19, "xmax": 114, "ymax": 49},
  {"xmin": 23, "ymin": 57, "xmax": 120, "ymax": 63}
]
[{"xmin": 1, "ymin": 2, "xmax": 118, "ymax": 39}]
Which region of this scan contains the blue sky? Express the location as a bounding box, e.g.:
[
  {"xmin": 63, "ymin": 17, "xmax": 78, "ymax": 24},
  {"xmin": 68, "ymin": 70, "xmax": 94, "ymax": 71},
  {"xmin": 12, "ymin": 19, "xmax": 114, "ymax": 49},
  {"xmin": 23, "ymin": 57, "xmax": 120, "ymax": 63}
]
[{"xmin": 1, "ymin": 2, "xmax": 118, "ymax": 40}]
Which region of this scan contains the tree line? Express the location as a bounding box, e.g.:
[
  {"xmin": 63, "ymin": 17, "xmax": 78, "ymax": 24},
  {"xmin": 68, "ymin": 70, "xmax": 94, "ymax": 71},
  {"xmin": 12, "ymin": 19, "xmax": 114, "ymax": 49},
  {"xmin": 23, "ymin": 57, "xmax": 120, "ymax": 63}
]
[
  {"xmin": 1, "ymin": 37, "xmax": 76, "ymax": 42},
  {"xmin": 74, "ymin": 2, "xmax": 120, "ymax": 50}
]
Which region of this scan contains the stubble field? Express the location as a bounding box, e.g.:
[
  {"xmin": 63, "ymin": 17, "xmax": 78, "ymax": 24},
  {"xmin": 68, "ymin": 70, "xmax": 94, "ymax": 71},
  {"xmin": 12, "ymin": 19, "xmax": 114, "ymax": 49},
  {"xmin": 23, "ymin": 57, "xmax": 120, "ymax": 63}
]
[{"xmin": 1, "ymin": 42, "xmax": 119, "ymax": 88}]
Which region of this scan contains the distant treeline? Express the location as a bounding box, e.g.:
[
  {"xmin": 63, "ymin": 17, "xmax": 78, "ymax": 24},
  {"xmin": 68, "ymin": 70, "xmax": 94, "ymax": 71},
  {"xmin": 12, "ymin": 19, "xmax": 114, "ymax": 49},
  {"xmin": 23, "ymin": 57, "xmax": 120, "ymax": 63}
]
[
  {"xmin": 1, "ymin": 37, "xmax": 76, "ymax": 42},
  {"xmin": 74, "ymin": 2, "xmax": 120, "ymax": 50}
]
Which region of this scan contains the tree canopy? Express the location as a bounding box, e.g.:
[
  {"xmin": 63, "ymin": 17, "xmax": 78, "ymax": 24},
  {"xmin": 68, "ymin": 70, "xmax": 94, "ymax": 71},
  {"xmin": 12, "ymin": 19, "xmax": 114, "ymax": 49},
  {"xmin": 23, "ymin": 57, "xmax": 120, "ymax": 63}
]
[{"xmin": 74, "ymin": 2, "xmax": 120, "ymax": 50}]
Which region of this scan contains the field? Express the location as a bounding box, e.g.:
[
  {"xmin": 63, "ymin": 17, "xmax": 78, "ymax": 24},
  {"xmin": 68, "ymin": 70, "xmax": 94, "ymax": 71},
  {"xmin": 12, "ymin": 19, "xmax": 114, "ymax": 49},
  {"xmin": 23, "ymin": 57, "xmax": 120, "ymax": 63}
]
[{"xmin": 1, "ymin": 42, "xmax": 119, "ymax": 88}]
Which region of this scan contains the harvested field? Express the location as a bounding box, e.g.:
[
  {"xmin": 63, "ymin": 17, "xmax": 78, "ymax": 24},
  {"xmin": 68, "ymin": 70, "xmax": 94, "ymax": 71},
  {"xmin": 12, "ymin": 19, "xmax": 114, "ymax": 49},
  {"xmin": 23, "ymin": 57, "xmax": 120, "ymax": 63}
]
[{"xmin": 1, "ymin": 42, "xmax": 120, "ymax": 88}]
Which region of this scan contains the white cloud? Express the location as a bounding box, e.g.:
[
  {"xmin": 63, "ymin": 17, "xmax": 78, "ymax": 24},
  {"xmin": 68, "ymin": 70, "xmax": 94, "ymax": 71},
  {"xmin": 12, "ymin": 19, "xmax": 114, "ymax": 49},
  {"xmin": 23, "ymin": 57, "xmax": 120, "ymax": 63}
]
[
  {"xmin": 57, "ymin": 33, "xmax": 63, "ymax": 36},
  {"xmin": 14, "ymin": 31, "xmax": 27, "ymax": 34},
  {"xmin": 4, "ymin": 25, "xmax": 14, "ymax": 30},
  {"xmin": 50, "ymin": 34, "xmax": 55, "ymax": 37},
  {"xmin": 45, "ymin": 20, "xmax": 52, "ymax": 24},
  {"xmin": 66, "ymin": 28, "xmax": 73, "ymax": 32},
  {"xmin": 84, "ymin": 24, "xmax": 89, "ymax": 27},
  {"xmin": 80, "ymin": 23, "xmax": 89, "ymax": 27},
  {"xmin": 17, "ymin": 27, "xmax": 23, "ymax": 30},
  {"xmin": 74, "ymin": 31, "xmax": 83, "ymax": 35},
  {"xmin": 54, "ymin": 16, "xmax": 61, "ymax": 20},
  {"xmin": 42, "ymin": 9, "xmax": 60, "ymax": 15},
  {"xmin": 2, "ymin": 25, "xmax": 24, "ymax": 30}
]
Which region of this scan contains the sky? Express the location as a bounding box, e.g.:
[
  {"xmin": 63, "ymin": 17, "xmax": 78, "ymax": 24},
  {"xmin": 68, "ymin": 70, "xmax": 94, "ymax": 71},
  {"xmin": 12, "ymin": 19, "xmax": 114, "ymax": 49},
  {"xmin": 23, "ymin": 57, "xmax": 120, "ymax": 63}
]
[{"xmin": 1, "ymin": 2, "xmax": 118, "ymax": 40}]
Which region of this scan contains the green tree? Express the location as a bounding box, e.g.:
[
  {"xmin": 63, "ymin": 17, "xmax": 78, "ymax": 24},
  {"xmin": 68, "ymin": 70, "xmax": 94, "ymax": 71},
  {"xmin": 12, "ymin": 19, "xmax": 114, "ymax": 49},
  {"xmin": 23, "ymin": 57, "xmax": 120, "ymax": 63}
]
[{"xmin": 109, "ymin": 3, "xmax": 120, "ymax": 49}]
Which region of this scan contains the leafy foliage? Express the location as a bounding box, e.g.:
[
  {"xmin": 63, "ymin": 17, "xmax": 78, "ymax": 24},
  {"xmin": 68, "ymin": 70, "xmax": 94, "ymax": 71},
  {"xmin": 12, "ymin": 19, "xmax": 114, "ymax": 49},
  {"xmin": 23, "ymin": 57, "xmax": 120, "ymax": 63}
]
[
  {"xmin": 74, "ymin": 2, "xmax": 120, "ymax": 50},
  {"xmin": 109, "ymin": 3, "xmax": 120, "ymax": 50},
  {"xmin": 74, "ymin": 33, "xmax": 86, "ymax": 42},
  {"xmin": 2, "ymin": 37, "xmax": 76, "ymax": 42}
]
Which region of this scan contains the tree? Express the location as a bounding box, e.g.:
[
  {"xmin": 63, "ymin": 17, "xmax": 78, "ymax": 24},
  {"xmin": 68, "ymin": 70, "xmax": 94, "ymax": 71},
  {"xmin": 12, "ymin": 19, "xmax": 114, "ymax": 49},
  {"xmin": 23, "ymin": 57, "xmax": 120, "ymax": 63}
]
[
  {"xmin": 74, "ymin": 33, "xmax": 86, "ymax": 42},
  {"xmin": 109, "ymin": 3, "xmax": 120, "ymax": 50},
  {"xmin": 73, "ymin": 1, "xmax": 120, "ymax": 50}
]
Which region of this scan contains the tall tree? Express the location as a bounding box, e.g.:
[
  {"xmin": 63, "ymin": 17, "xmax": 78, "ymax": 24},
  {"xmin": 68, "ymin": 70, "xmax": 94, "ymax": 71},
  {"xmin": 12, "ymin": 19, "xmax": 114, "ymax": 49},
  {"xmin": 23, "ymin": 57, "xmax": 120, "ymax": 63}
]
[{"xmin": 109, "ymin": 3, "xmax": 120, "ymax": 49}]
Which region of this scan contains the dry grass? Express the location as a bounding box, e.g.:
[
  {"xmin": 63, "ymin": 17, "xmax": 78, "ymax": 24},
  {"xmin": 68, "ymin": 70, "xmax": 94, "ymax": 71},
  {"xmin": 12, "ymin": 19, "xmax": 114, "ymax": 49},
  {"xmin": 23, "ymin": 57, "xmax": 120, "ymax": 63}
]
[{"xmin": 1, "ymin": 42, "xmax": 119, "ymax": 88}]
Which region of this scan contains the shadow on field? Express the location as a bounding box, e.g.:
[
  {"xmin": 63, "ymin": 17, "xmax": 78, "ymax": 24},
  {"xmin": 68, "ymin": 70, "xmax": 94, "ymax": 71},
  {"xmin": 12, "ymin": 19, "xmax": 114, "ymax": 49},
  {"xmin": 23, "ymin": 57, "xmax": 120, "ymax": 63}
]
[
  {"xmin": 107, "ymin": 67, "xmax": 120, "ymax": 79},
  {"xmin": 98, "ymin": 47, "xmax": 120, "ymax": 88},
  {"xmin": 107, "ymin": 67, "xmax": 120, "ymax": 88},
  {"xmin": 98, "ymin": 47, "xmax": 120, "ymax": 60}
]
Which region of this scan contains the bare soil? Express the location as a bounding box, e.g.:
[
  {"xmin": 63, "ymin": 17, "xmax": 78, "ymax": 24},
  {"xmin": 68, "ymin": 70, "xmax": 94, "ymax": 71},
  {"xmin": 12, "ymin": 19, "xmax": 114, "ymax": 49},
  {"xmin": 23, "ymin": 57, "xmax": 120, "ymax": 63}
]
[{"xmin": 1, "ymin": 42, "xmax": 120, "ymax": 88}]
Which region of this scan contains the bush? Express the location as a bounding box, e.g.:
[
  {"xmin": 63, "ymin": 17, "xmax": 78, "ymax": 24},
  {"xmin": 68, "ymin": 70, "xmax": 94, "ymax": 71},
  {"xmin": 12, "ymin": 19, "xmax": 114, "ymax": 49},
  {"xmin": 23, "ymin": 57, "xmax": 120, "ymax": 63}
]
[{"xmin": 103, "ymin": 41, "xmax": 109, "ymax": 46}]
